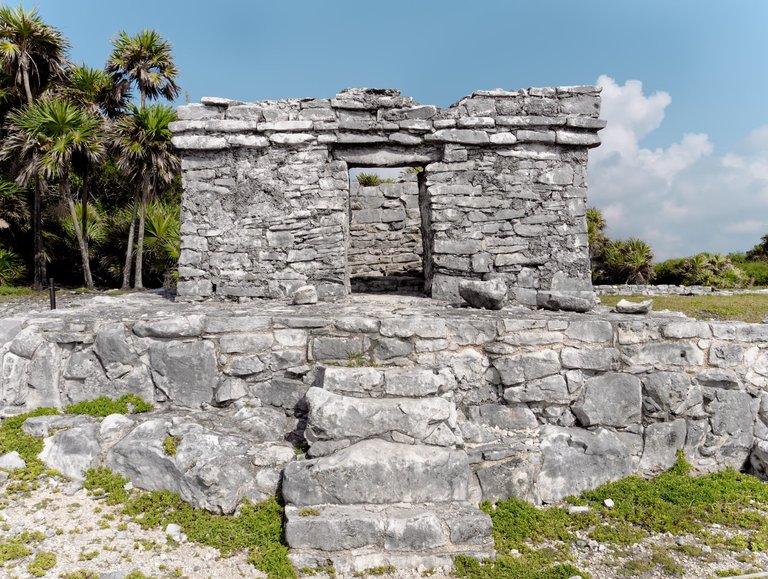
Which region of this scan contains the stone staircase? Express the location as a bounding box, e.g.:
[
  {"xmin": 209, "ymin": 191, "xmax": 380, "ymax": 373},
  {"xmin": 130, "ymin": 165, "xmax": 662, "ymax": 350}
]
[{"xmin": 282, "ymin": 366, "xmax": 495, "ymax": 573}]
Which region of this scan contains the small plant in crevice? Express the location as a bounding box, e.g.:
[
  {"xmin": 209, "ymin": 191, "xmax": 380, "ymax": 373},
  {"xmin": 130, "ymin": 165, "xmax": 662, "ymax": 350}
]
[
  {"xmin": 356, "ymin": 172, "xmax": 394, "ymax": 187},
  {"xmin": 163, "ymin": 435, "xmax": 182, "ymax": 456},
  {"xmin": 343, "ymin": 352, "xmax": 379, "ymax": 368},
  {"xmin": 298, "ymin": 507, "xmax": 320, "ymax": 517}
]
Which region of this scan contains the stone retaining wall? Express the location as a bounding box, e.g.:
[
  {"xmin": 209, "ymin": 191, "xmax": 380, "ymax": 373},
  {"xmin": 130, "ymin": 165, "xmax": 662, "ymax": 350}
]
[
  {"xmin": 595, "ymin": 284, "xmax": 768, "ymax": 296},
  {"xmin": 171, "ymin": 87, "xmax": 605, "ymax": 304},
  {"xmin": 4, "ymin": 298, "xmax": 768, "ymax": 507}
]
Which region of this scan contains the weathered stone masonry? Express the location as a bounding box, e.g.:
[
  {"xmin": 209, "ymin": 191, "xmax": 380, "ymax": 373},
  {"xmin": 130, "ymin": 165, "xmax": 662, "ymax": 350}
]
[
  {"xmin": 7, "ymin": 296, "xmax": 768, "ymax": 570},
  {"xmin": 171, "ymin": 86, "xmax": 605, "ymax": 304}
]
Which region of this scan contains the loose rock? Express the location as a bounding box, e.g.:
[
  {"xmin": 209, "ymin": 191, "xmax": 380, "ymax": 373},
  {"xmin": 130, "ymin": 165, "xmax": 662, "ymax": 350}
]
[
  {"xmin": 458, "ymin": 279, "xmax": 508, "ymax": 310},
  {"xmin": 292, "ymin": 285, "xmax": 318, "ymax": 305},
  {"xmin": 615, "ymin": 298, "xmax": 653, "ymax": 314}
]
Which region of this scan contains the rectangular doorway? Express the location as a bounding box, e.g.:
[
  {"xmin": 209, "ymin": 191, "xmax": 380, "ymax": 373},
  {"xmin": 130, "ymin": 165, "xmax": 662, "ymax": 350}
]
[{"xmin": 347, "ymin": 167, "xmax": 428, "ymax": 295}]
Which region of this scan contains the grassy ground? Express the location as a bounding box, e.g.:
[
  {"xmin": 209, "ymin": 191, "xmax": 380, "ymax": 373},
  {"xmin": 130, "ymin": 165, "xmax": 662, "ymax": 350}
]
[
  {"xmin": 599, "ymin": 293, "xmax": 768, "ymax": 323},
  {"xmin": 456, "ymin": 453, "xmax": 768, "ymax": 578}
]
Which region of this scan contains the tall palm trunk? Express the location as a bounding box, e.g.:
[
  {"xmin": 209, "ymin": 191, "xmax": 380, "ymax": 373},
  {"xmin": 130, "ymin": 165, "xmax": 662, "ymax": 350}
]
[
  {"xmin": 133, "ymin": 174, "xmax": 151, "ymax": 289},
  {"xmin": 121, "ymin": 189, "xmax": 140, "ymax": 290},
  {"xmin": 21, "ymin": 58, "xmax": 33, "ymax": 103},
  {"xmin": 81, "ymin": 165, "xmax": 88, "ymax": 264},
  {"xmin": 32, "ymin": 177, "xmax": 44, "ymax": 290},
  {"xmin": 61, "ymin": 174, "xmax": 93, "ymax": 289}
]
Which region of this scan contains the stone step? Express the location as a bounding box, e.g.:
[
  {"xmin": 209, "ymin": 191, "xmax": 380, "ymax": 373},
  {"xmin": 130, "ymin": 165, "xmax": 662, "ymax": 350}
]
[
  {"xmin": 282, "ymin": 439, "xmax": 471, "ymax": 506},
  {"xmin": 318, "ymin": 365, "xmax": 456, "ymax": 398},
  {"xmin": 304, "ymin": 386, "xmax": 462, "ymax": 452},
  {"xmin": 285, "ymin": 502, "xmax": 494, "ymax": 574}
]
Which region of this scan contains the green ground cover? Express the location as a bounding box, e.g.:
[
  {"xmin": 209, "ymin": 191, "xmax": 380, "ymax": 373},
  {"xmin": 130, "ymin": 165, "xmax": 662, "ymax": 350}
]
[{"xmin": 599, "ymin": 293, "xmax": 768, "ymax": 323}]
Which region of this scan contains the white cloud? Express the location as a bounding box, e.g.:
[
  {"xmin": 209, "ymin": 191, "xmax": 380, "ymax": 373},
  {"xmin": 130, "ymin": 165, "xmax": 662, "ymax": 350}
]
[{"xmin": 588, "ymin": 76, "xmax": 768, "ymax": 260}]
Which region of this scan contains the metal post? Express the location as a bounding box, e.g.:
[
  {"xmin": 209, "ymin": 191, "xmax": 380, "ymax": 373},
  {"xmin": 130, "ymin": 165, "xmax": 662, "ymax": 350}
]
[{"xmin": 48, "ymin": 278, "xmax": 56, "ymax": 310}]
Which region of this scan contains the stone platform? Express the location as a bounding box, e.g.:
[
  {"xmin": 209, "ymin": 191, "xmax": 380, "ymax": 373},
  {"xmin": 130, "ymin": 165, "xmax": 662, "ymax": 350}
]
[{"xmin": 3, "ymin": 292, "xmax": 768, "ymax": 571}]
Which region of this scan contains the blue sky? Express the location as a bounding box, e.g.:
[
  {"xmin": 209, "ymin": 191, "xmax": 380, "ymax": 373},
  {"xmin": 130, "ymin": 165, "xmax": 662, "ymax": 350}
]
[{"xmin": 22, "ymin": 0, "xmax": 768, "ymax": 259}]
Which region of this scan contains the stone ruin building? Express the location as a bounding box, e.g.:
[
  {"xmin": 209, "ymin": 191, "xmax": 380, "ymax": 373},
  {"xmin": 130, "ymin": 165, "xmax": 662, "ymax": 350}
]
[
  {"xmin": 171, "ymin": 86, "xmax": 605, "ymax": 306},
  {"xmin": 6, "ymin": 85, "xmax": 768, "ymax": 575}
]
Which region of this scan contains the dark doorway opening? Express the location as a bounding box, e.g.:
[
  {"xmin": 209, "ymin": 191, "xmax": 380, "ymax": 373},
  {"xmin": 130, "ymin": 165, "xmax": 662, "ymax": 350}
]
[{"xmin": 347, "ymin": 166, "xmax": 428, "ymax": 295}]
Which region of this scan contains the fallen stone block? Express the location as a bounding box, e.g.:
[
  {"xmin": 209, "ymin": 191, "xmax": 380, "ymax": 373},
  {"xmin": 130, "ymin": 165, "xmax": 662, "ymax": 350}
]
[
  {"xmin": 292, "ymin": 285, "xmax": 318, "ymax": 305},
  {"xmin": 536, "ymin": 291, "xmax": 593, "ymax": 313},
  {"xmin": 458, "ymin": 279, "xmax": 508, "ymax": 310},
  {"xmin": 615, "ymin": 299, "xmax": 653, "ymax": 314}
]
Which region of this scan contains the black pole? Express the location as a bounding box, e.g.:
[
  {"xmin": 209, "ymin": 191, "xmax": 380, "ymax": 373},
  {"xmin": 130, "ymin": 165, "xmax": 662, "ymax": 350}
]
[{"xmin": 49, "ymin": 278, "xmax": 56, "ymax": 310}]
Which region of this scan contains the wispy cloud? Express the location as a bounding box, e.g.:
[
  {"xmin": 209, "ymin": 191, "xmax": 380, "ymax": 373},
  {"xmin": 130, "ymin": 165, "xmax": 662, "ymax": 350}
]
[{"xmin": 588, "ymin": 75, "xmax": 768, "ymax": 260}]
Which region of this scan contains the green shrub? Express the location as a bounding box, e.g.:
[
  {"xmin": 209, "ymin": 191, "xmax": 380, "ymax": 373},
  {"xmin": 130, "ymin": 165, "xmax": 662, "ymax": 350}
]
[
  {"xmin": 730, "ymin": 252, "xmax": 768, "ymax": 286},
  {"xmin": 0, "ymin": 246, "xmax": 25, "ymax": 285},
  {"xmin": 653, "ymin": 257, "xmax": 687, "ymax": 284},
  {"xmin": 59, "ymin": 571, "xmax": 100, "ymax": 579},
  {"xmin": 654, "ymin": 253, "xmax": 748, "ymax": 288},
  {"xmin": 28, "ymin": 551, "xmax": 56, "ymax": 576},
  {"xmin": 400, "ymin": 166, "xmax": 423, "ymax": 176},
  {"xmin": 356, "ymin": 172, "xmax": 394, "ymax": 186},
  {"xmin": 65, "ymin": 393, "xmax": 153, "ymax": 416},
  {"xmin": 143, "ymin": 200, "xmax": 180, "ymax": 288},
  {"xmin": 458, "ymin": 452, "xmax": 768, "ymax": 579},
  {"xmin": 0, "ymin": 407, "xmax": 60, "ymax": 483},
  {"xmin": 600, "ymin": 238, "xmax": 654, "ymax": 284},
  {"xmin": 0, "ymin": 530, "xmax": 45, "ymax": 564}
]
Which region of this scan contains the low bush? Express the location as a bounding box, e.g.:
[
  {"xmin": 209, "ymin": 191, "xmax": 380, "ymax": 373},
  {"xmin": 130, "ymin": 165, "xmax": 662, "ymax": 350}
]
[
  {"xmin": 0, "ymin": 246, "xmax": 25, "ymax": 285},
  {"xmin": 730, "ymin": 252, "xmax": 768, "ymax": 286},
  {"xmin": 65, "ymin": 393, "xmax": 153, "ymax": 416},
  {"xmin": 653, "ymin": 253, "xmax": 749, "ymax": 288}
]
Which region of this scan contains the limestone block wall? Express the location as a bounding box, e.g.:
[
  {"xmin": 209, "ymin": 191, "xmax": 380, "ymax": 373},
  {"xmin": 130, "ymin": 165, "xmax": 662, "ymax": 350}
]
[
  {"xmin": 172, "ymin": 87, "xmax": 605, "ymax": 304},
  {"xmin": 4, "ymin": 303, "xmax": 768, "ymax": 507},
  {"xmin": 349, "ymin": 175, "xmax": 423, "ymax": 291}
]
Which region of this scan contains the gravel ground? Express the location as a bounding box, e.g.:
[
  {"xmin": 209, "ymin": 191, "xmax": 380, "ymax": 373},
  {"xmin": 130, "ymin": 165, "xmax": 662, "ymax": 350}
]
[
  {"xmin": 0, "ymin": 476, "xmax": 260, "ymax": 579},
  {"xmin": 2, "ymin": 474, "xmax": 767, "ymax": 579}
]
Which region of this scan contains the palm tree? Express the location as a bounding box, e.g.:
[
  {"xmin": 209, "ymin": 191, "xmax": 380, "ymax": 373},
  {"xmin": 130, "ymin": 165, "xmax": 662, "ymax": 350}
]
[
  {"xmin": 0, "ymin": 5, "xmax": 68, "ymax": 289},
  {"xmin": 106, "ymin": 30, "xmax": 180, "ymax": 109},
  {"xmin": 59, "ymin": 64, "xmax": 130, "ymax": 119},
  {"xmin": 603, "ymin": 238, "xmax": 654, "ymax": 284},
  {"xmin": 747, "ymin": 234, "xmax": 768, "ymax": 262},
  {"xmin": 0, "ymin": 5, "xmax": 68, "ymax": 104},
  {"xmin": 111, "ymin": 104, "xmax": 179, "ymax": 289},
  {"xmin": 142, "ymin": 199, "xmax": 180, "ymax": 287},
  {"xmin": 0, "ymin": 178, "xmax": 29, "ymax": 232},
  {"xmin": 586, "ymin": 207, "xmax": 609, "ymax": 280},
  {"xmin": 56, "ymin": 64, "xmax": 129, "ymax": 270},
  {"xmin": 1, "ymin": 98, "xmax": 105, "ymax": 289}
]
